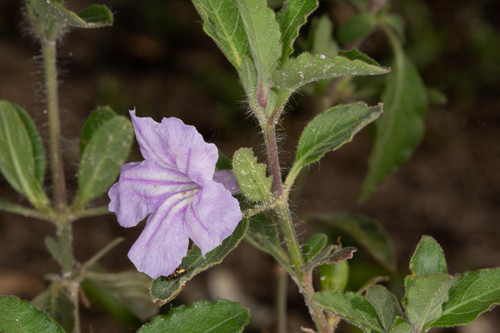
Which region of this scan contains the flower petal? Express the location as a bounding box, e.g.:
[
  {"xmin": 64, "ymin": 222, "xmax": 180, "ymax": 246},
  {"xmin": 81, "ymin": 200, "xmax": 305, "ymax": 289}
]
[
  {"xmin": 185, "ymin": 181, "xmax": 242, "ymax": 256},
  {"xmin": 127, "ymin": 194, "xmax": 192, "ymax": 278},
  {"xmin": 213, "ymin": 169, "xmax": 241, "ymax": 195},
  {"xmin": 108, "ymin": 159, "xmax": 198, "ymax": 228},
  {"xmin": 158, "ymin": 117, "xmax": 219, "ymax": 185}
]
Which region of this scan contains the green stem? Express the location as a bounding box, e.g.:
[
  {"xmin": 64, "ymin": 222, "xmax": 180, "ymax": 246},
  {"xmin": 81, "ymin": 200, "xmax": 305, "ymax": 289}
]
[
  {"xmin": 41, "ymin": 37, "xmax": 67, "ymax": 212},
  {"xmin": 276, "ymin": 266, "xmax": 287, "ymax": 333}
]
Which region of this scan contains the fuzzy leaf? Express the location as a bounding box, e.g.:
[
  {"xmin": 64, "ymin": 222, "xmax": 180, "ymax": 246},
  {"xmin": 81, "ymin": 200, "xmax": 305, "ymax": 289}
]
[
  {"xmin": 75, "ymin": 116, "xmax": 133, "ymax": 208},
  {"xmin": 313, "ymin": 213, "xmax": 395, "ymax": 270},
  {"xmin": 391, "ymin": 317, "xmax": 411, "ymax": 333},
  {"xmin": 409, "ymin": 236, "xmax": 447, "ymax": 278},
  {"xmin": 313, "ymin": 291, "xmax": 385, "ymax": 332},
  {"xmin": 192, "ymin": 0, "xmax": 250, "ymax": 71},
  {"xmin": 80, "ymin": 106, "xmax": 116, "ymax": 157},
  {"xmin": 137, "ymin": 299, "xmax": 249, "ymax": 333},
  {"xmin": 232, "ymin": 147, "xmax": 272, "ymax": 202},
  {"xmin": 151, "ymin": 220, "xmax": 248, "ymax": 304},
  {"xmin": 428, "ymin": 268, "xmax": 500, "ymax": 328},
  {"xmin": 361, "ymin": 47, "xmax": 427, "ymax": 201},
  {"xmin": 0, "ymin": 296, "xmax": 64, "ymax": 333},
  {"xmin": 293, "ymin": 102, "xmax": 382, "ymax": 171},
  {"xmin": 406, "ymin": 274, "xmax": 455, "ymax": 332},
  {"xmin": 32, "ymin": 282, "xmax": 74, "ymax": 333},
  {"xmin": 303, "ymin": 233, "xmax": 328, "ymax": 262},
  {"xmin": 365, "ymin": 285, "xmax": 401, "ymax": 332},
  {"xmin": 276, "ymin": 0, "xmax": 319, "ymax": 62},
  {"xmin": 237, "ymin": 0, "xmax": 282, "ymax": 85}
]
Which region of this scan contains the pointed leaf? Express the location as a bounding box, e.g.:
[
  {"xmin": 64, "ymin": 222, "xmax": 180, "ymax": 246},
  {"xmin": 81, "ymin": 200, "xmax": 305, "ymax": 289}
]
[
  {"xmin": 391, "ymin": 317, "xmax": 411, "ymax": 333},
  {"xmin": 237, "ymin": 0, "xmax": 282, "ymax": 84},
  {"xmin": 232, "ymin": 147, "xmax": 272, "ymax": 202},
  {"xmin": 276, "ymin": 0, "xmax": 319, "ymax": 62},
  {"xmin": 80, "ymin": 106, "xmax": 116, "ymax": 157},
  {"xmin": 137, "ymin": 299, "xmax": 249, "ymax": 333},
  {"xmin": 409, "ymin": 236, "xmax": 447, "ymax": 278},
  {"xmin": 273, "ymin": 51, "xmax": 389, "ymax": 94},
  {"xmin": 313, "ymin": 213, "xmax": 395, "ymax": 270},
  {"xmin": 77, "ymin": 5, "xmax": 113, "ymax": 26},
  {"xmin": 0, "ymin": 296, "xmax": 64, "ymax": 333},
  {"xmin": 151, "ymin": 219, "xmax": 248, "ymax": 304},
  {"xmin": 293, "ymin": 102, "xmax": 382, "ymax": 173},
  {"xmin": 337, "ymin": 13, "xmax": 377, "ymax": 43},
  {"xmin": 406, "ymin": 274, "xmax": 455, "ymax": 332},
  {"xmin": 192, "ymin": 0, "xmax": 250, "ymax": 71},
  {"xmin": 13, "ymin": 104, "xmax": 46, "ymax": 184},
  {"xmin": 75, "ymin": 116, "xmax": 134, "ymax": 208},
  {"xmin": 0, "ymin": 101, "xmax": 48, "ymax": 208},
  {"xmin": 312, "ymin": 291, "xmax": 385, "ymax": 332},
  {"xmin": 429, "ymin": 268, "xmax": 500, "ymax": 328},
  {"xmin": 361, "ymin": 46, "xmax": 427, "ymax": 201},
  {"xmin": 32, "ymin": 282, "xmax": 74, "ymax": 332},
  {"xmin": 365, "ymin": 285, "xmax": 401, "ymax": 331},
  {"xmin": 303, "ymin": 233, "xmax": 328, "ymax": 262}
]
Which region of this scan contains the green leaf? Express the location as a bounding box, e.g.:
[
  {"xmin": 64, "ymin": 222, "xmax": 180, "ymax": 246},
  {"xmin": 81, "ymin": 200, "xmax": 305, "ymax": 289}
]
[
  {"xmin": 0, "ymin": 296, "xmax": 64, "ymax": 333},
  {"xmin": 192, "ymin": 0, "xmax": 250, "ymax": 71},
  {"xmin": 409, "ymin": 236, "xmax": 447, "ymax": 277},
  {"xmin": 80, "ymin": 106, "xmax": 116, "ymax": 157},
  {"xmin": 313, "ymin": 213, "xmax": 395, "ymax": 270},
  {"xmin": 239, "ymin": 55, "xmax": 259, "ymax": 106},
  {"xmin": 391, "ymin": 317, "xmax": 411, "ymax": 333},
  {"xmin": 151, "ymin": 219, "xmax": 248, "ymax": 304},
  {"xmin": 276, "ymin": 0, "xmax": 319, "ymax": 63},
  {"xmin": 75, "ymin": 116, "xmax": 134, "ymax": 208},
  {"xmin": 303, "ymin": 233, "xmax": 328, "ymax": 262},
  {"xmin": 429, "ymin": 268, "xmax": 500, "ymax": 328},
  {"xmin": 312, "ymin": 291, "xmax": 385, "ymax": 332},
  {"xmin": 137, "ymin": 299, "xmax": 249, "ymax": 333},
  {"xmin": 84, "ymin": 270, "xmax": 158, "ymax": 322},
  {"xmin": 237, "ymin": 0, "xmax": 282, "ymax": 85},
  {"xmin": 308, "ymin": 14, "xmax": 338, "ymax": 57},
  {"xmin": 292, "ymin": 103, "xmax": 382, "ymax": 176},
  {"xmin": 232, "ymin": 147, "xmax": 272, "ymax": 202},
  {"xmin": 273, "ymin": 52, "xmax": 388, "ymax": 95},
  {"xmin": 0, "ymin": 101, "xmax": 48, "ymax": 208},
  {"xmin": 364, "ymin": 285, "xmax": 401, "ymax": 332},
  {"xmin": 360, "ymin": 44, "xmax": 427, "ymax": 201},
  {"xmin": 216, "ymin": 150, "xmax": 232, "ymax": 170},
  {"xmin": 44, "ymin": 236, "xmax": 62, "ymax": 266},
  {"xmin": 405, "ymin": 274, "xmax": 455, "ymax": 332},
  {"xmin": 13, "ymin": 104, "xmax": 46, "ymax": 184},
  {"xmin": 246, "ymin": 213, "xmax": 291, "ymax": 269},
  {"xmin": 319, "ymin": 260, "xmax": 349, "ymax": 292},
  {"xmin": 32, "ymin": 282, "xmax": 74, "ymax": 333},
  {"xmin": 77, "ymin": 4, "xmax": 113, "ymax": 26},
  {"xmin": 337, "ymin": 13, "xmax": 377, "ymax": 43}
]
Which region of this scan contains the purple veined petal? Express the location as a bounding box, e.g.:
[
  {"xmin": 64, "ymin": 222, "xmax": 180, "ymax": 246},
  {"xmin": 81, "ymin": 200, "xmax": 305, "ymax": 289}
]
[
  {"xmin": 213, "ymin": 169, "xmax": 241, "ymax": 195},
  {"xmin": 185, "ymin": 181, "xmax": 242, "ymax": 256},
  {"xmin": 127, "ymin": 190, "xmax": 196, "ymax": 278},
  {"xmin": 129, "ymin": 109, "xmax": 177, "ymax": 169},
  {"xmin": 108, "ymin": 159, "xmax": 198, "ymax": 228},
  {"xmin": 157, "ymin": 117, "xmax": 219, "ymax": 185}
]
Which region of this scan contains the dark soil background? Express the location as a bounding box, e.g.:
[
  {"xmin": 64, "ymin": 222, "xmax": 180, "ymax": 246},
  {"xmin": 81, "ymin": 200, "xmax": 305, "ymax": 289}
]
[{"xmin": 0, "ymin": 0, "xmax": 499, "ymax": 332}]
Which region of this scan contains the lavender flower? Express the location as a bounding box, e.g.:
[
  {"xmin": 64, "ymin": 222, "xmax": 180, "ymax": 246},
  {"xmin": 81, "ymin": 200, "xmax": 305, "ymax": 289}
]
[{"xmin": 109, "ymin": 110, "xmax": 242, "ymax": 279}]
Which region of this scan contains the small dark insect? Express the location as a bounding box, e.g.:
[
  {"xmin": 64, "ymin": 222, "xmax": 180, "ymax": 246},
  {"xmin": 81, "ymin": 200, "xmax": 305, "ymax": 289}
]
[{"xmin": 161, "ymin": 267, "xmax": 186, "ymax": 281}]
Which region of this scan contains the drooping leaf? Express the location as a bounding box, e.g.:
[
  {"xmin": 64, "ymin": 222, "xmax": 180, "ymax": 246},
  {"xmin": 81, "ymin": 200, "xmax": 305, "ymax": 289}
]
[
  {"xmin": 137, "ymin": 299, "xmax": 249, "ymax": 333},
  {"xmin": 409, "ymin": 236, "xmax": 447, "ymax": 278},
  {"xmin": 276, "ymin": 0, "xmax": 318, "ymax": 63},
  {"xmin": 391, "ymin": 317, "xmax": 411, "ymax": 333},
  {"xmin": 361, "ymin": 41, "xmax": 427, "ymax": 201},
  {"xmin": 289, "ymin": 103, "xmax": 382, "ymax": 183},
  {"xmin": 313, "ymin": 213, "xmax": 395, "ymax": 270},
  {"xmin": 79, "ymin": 106, "xmax": 116, "ymax": 157},
  {"xmin": 151, "ymin": 219, "xmax": 248, "ymax": 304},
  {"xmin": 337, "ymin": 13, "xmax": 377, "ymax": 43},
  {"xmin": 32, "ymin": 282, "xmax": 74, "ymax": 333},
  {"xmin": 192, "ymin": 0, "xmax": 250, "ymax": 71},
  {"xmin": 405, "ymin": 274, "xmax": 455, "ymax": 332},
  {"xmin": 273, "ymin": 52, "xmax": 388, "ymax": 96},
  {"xmin": 246, "ymin": 213, "xmax": 291, "ymax": 270},
  {"xmin": 0, "ymin": 101, "xmax": 48, "ymax": 208},
  {"xmin": 428, "ymin": 268, "xmax": 500, "ymax": 328},
  {"xmin": 232, "ymin": 147, "xmax": 272, "ymax": 202},
  {"xmin": 0, "ymin": 296, "xmax": 64, "ymax": 333},
  {"xmin": 74, "ymin": 116, "xmax": 134, "ymax": 208},
  {"xmin": 364, "ymin": 285, "xmax": 401, "ymax": 332},
  {"xmin": 237, "ymin": 0, "xmax": 282, "ymax": 85},
  {"xmin": 13, "ymin": 104, "xmax": 46, "ymax": 184},
  {"xmin": 303, "ymin": 233, "xmax": 328, "ymax": 262},
  {"xmin": 312, "ymin": 291, "xmax": 385, "ymax": 332},
  {"xmin": 319, "ymin": 260, "xmax": 349, "ymax": 292}
]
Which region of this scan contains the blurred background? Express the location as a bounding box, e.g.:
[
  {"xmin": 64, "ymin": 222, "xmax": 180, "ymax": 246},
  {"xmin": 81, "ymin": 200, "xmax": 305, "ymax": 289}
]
[{"xmin": 0, "ymin": 0, "xmax": 499, "ymax": 332}]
